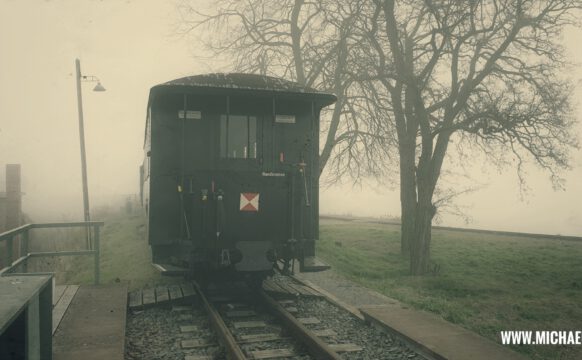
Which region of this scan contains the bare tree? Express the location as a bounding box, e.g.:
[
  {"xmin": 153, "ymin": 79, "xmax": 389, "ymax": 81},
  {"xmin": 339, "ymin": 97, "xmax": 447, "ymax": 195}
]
[
  {"xmin": 358, "ymin": 0, "xmax": 580, "ymax": 274},
  {"xmin": 176, "ymin": 0, "xmax": 396, "ymax": 181},
  {"xmin": 178, "ymin": 0, "xmax": 580, "ymax": 275}
]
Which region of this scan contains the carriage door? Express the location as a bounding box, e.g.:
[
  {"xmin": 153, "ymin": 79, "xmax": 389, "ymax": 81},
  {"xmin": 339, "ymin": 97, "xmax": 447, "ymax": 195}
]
[{"xmin": 271, "ymin": 100, "xmax": 315, "ymax": 244}]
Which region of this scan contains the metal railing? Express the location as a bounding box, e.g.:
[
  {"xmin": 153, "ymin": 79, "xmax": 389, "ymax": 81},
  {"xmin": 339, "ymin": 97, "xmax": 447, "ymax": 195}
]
[{"xmin": 0, "ymin": 221, "xmax": 105, "ymax": 284}]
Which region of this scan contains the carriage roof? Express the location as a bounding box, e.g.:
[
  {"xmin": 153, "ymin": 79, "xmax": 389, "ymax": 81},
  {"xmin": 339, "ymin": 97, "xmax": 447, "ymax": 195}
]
[{"xmin": 149, "ymin": 73, "xmax": 336, "ymax": 107}]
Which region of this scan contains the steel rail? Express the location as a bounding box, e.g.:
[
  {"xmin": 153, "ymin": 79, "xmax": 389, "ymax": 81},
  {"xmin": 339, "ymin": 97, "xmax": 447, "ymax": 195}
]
[
  {"xmin": 258, "ymin": 289, "xmax": 343, "ymax": 360},
  {"xmin": 193, "ymin": 282, "xmax": 247, "ymax": 360}
]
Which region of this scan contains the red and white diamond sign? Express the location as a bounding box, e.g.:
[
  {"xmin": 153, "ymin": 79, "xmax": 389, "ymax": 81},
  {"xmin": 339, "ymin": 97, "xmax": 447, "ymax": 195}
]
[{"xmin": 240, "ymin": 193, "xmax": 259, "ymax": 212}]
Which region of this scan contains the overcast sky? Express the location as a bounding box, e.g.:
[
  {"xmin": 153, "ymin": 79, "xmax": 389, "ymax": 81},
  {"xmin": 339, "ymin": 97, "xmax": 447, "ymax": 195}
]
[{"xmin": 0, "ymin": 0, "xmax": 580, "ymax": 235}]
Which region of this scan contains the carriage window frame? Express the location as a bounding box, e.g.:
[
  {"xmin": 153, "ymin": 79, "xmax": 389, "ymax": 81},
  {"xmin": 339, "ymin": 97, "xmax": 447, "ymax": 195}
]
[{"xmin": 219, "ymin": 114, "xmax": 258, "ymax": 160}]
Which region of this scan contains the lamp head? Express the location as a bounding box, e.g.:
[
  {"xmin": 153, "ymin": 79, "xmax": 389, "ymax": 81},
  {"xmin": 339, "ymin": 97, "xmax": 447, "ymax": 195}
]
[{"xmin": 93, "ymin": 82, "xmax": 106, "ymax": 92}]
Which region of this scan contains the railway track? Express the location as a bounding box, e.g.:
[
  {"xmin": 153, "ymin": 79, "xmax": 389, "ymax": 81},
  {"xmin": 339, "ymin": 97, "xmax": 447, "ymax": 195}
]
[
  {"xmin": 183, "ymin": 280, "xmax": 361, "ymax": 359},
  {"xmin": 126, "ymin": 276, "xmax": 426, "ymax": 360}
]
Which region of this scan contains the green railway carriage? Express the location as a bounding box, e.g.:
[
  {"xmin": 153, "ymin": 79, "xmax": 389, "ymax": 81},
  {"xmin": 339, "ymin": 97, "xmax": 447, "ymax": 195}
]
[{"xmin": 140, "ymin": 73, "xmax": 336, "ymax": 283}]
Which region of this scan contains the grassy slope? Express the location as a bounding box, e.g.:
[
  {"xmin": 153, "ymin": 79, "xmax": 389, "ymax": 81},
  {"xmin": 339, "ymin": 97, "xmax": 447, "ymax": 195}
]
[
  {"xmin": 65, "ymin": 210, "xmax": 180, "ymax": 291},
  {"xmin": 317, "ymin": 219, "xmax": 582, "ymax": 360}
]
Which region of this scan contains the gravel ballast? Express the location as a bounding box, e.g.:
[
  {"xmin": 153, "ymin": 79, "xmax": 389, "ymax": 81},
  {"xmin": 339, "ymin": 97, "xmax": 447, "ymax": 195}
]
[
  {"xmin": 292, "ymin": 296, "xmax": 425, "ymax": 359},
  {"xmin": 125, "ymin": 306, "xmax": 220, "ymax": 360},
  {"xmin": 125, "ymin": 275, "xmax": 428, "ymax": 359}
]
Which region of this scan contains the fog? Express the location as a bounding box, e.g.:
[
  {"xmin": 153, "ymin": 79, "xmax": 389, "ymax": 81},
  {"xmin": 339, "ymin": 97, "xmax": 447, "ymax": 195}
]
[{"xmin": 1, "ymin": 1, "xmax": 581, "ymax": 235}]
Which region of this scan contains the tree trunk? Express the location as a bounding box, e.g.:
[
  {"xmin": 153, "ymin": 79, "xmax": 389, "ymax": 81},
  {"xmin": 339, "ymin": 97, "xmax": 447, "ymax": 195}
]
[
  {"xmin": 400, "ymin": 177, "xmax": 415, "ymax": 256},
  {"xmin": 409, "ymin": 163, "xmax": 436, "ymax": 275},
  {"xmin": 290, "ymin": 0, "xmax": 306, "ymax": 85},
  {"xmin": 319, "ymin": 97, "xmax": 343, "ymax": 176},
  {"xmin": 410, "ymin": 199, "xmax": 434, "ymax": 275},
  {"xmin": 398, "ymin": 137, "xmax": 416, "ymax": 256}
]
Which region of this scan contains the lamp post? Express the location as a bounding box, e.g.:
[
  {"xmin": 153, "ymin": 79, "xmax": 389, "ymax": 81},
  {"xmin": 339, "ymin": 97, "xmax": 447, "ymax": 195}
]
[{"xmin": 75, "ymin": 58, "xmax": 105, "ymax": 248}]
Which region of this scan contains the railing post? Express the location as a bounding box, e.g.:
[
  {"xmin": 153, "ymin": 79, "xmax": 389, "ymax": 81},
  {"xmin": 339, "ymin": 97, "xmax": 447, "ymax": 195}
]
[
  {"xmin": 21, "ymin": 230, "xmax": 29, "ymax": 272},
  {"xmin": 94, "ymin": 225, "xmax": 100, "ymax": 285},
  {"xmin": 6, "ymin": 236, "xmax": 14, "ymax": 268}
]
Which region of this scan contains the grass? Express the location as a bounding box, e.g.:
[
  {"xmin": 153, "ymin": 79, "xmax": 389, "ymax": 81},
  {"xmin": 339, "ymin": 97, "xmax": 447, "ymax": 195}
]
[
  {"xmin": 317, "ymin": 218, "xmax": 582, "ymax": 360},
  {"xmin": 64, "ymin": 207, "xmax": 180, "ymax": 291}
]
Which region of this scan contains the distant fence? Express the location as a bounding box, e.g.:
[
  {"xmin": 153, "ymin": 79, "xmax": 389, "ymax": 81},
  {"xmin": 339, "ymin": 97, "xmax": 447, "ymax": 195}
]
[
  {"xmin": 0, "ymin": 221, "xmax": 105, "ymax": 284},
  {"xmin": 320, "ymin": 215, "xmax": 582, "ymax": 242}
]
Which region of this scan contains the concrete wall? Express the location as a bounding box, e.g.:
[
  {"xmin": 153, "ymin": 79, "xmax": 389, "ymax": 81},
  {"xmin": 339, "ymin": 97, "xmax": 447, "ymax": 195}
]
[
  {"xmin": 5, "ymin": 164, "xmax": 21, "ymax": 230},
  {"xmin": 0, "ymin": 197, "xmax": 6, "ymax": 232}
]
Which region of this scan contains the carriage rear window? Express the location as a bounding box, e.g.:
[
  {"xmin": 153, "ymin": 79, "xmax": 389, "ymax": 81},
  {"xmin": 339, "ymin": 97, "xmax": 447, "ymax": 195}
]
[{"xmin": 220, "ymin": 115, "xmax": 257, "ymax": 159}]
